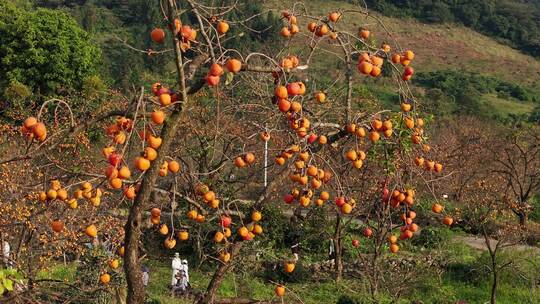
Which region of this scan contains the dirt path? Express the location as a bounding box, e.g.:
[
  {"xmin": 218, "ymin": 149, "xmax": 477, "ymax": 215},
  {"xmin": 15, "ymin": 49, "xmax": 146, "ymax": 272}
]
[{"xmin": 453, "ymin": 235, "xmax": 540, "ymax": 253}]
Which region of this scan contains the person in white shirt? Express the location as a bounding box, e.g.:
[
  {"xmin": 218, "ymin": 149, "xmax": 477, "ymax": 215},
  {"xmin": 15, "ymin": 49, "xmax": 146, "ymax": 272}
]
[
  {"xmin": 328, "ymin": 239, "xmax": 335, "ymax": 266},
  {"xmin": 171, "ymin": 253, "xmax": 182, "ymax": 287},
  {"xmin": 1, "ymin": 234, "xmax": 10, "ymax": 268}
]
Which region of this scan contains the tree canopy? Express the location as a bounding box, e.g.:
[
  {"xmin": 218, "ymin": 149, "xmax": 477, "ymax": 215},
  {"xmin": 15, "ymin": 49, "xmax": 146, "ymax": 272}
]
[{"xmin": 0, "ymin": 2, "xmax": 101, "ymax": 99}]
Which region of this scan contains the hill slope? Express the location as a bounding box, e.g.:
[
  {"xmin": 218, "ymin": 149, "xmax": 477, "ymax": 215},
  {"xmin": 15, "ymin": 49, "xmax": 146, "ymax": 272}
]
[
  {"xmin": 266, "ymin": 0, "xmax": 540, "ymax": 117},
  {"xmin": 267, "ymin": 0, "xmax": 540, "ymax": 88}
]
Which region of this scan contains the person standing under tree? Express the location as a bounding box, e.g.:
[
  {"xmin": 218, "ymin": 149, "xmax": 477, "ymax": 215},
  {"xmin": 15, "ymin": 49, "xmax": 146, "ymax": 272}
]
[
  {"xmin": 328, "ymin": 238, "xmax": 336, "ymax": 266},
  {"xmin": 171, "ymin": 253, "xmax": 182, "ymax": 287},
  {"xmin": 286, "ymin": 217, "xmax": 303, "ymax": 262},
  {"xmin": 1, "ymin": 233, "xmax": 10, "ymax": 268},
  {"xmin": 141, "ymin": 265, "xmax": 149, "ymax": 288},
  {"xmin": 181, "ymin": 259, "xmax": 189, "ymax": 286}
]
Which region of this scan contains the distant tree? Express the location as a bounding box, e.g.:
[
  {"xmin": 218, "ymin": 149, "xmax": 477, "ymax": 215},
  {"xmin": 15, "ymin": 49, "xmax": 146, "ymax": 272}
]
[{"xmin": 0, "ymin": 2, "xmax": 101, "ymax": 100}]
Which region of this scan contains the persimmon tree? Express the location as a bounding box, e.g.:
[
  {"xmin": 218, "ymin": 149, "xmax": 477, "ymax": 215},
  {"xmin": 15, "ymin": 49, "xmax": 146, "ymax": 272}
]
[
  {"xmin": 489, "ymin": 128, "xmax": 540, "ymax": 226},
  {"xmin": 0, "ymin": 1, "xmax": 452, "ymax": 303},
  {"xmin": 431, "ymin": 117, "xmax": 529, "ymax": 304}
]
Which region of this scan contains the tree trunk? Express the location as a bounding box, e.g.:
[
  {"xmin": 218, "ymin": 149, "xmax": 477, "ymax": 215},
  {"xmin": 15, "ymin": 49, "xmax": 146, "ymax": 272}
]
[
  {"xmin": 124, "ymin": 1, "xmax": 188, "ymax": 303},
  {"xmin": 124, "ymin": 108, "xmax": 185, "ymax": 304},
  {"xmin": 490, "ymin": 268, "xmax": 498, "ymax": 304},
  {"xmin": 197, "ymin": 242, "xmax": 243, "ymax": 304},
  {"xmin": 484, "ymin": 227, "xmax": 499, "ymax": 304},
  {"xmin": 369, "ymin": 245, "xmax": 380, "ymax": 301},
  {"xmin": 517, "ymin": 211, "xmax": 527, "ymax": 226},
  {"xmin": 333, "ymin": 213, "xmax": 343, "ymax": 281}
]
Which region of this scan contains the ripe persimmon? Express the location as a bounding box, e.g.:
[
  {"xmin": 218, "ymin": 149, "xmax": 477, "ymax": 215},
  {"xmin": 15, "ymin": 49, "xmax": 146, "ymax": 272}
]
[
  {"xmin": 275, "ymin": 86, "xmax": 288, "ymax": 99},
  {"xmin": 100, "ymin": 273, "xmax": 111, "ymax": 284},
  {"xmin": 151, "ymin": 28, "xmax": 166, "ymax": 43},
  {"xmin": 51, "ymin": 220, "xmax": 64, "ymax": 233},
  {"xmin": 404, "ymin": 50, "xmax": 415, "ymax": 60},
  {"xmin": 225, "ymin": 59, "xmax": 242, "ymax": 73},
  {"xmin": 358, "ymin": 61, "xmax": 373, "ymax": 75},
  {"xmin": 124, "ymin": 186, "xmax": 136, "ymax": 199},
  {"xmin": 234, "ymin": 157, "xmax": 246, "ymax": 168},
  {"xmin": 168, "ymin": 160, "xmax": 180, "ymax": 173},
  {"xmin": 159, "ymin": 93, "xmax": 171, "ymax": 106},
  {"xmin": 85, "ymin": 224, "xmax": 98, "ymax": 238},
  {"xmin": 164, "ymin": 238, "xmax": 176, "ymax": 249},
  {"xmin": 134, "ymin": 157, "xmax": 151, "ymax": 171},
  {"xmin": 178, "ymin": 231, "xmax": 189, "ymax": 241},
  {"xmin": 109, "ymin": 178, "xmax": 122, "ymax": 189},
  {"xmin": 345, "ymin": 150, "xmax": 357, "ymax": 161},
  {"xmin": 280, "ymin": 27, "xmax": 291, "ymax": 37},
  {"xmin": 359, "ymin": 28, "xmax": 370, "ymax": 39},
  {"xmin": 432, "ymin": 203, "xmax": 443, "ymax": 213},
  {"xmin": 442, "ymin": 216, "xmax": 453, "ymax": 226},
  {"xmin": 369, "ymin": 131, "xmax": 380, "ymax": 143},
  {"xmin": 217, "ymin": 21, "xmax": 229, "ymax": 34},
  {"xmin": 275, "ymin": 285, "xmax": 285, "ymax": 297},
  {"xmin": 315, "ymin": 24, "xmax": 328, "ymax": 36},
  {"xmin": 329, "ymin": 12, "xmax": 341, "ymax": 22}
]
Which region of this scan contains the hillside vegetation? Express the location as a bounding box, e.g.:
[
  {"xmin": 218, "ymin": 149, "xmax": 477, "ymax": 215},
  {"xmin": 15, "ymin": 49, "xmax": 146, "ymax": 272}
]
[
  {"xmin": 363, "ymin": 0, "xmax": 540, "ymax": 58},
  {"xmin": 3, "ymin": 0, "xmax": 536, "ymax": 122},
  {"xmin": 267, "ymin": 0, "xmax": 540, "ymax": 119}
]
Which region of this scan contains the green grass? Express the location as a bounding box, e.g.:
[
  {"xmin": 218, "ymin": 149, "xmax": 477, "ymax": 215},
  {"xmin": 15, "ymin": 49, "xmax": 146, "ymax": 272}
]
[
  {"xmin": 482, "ymin": 93, "xmax": 537, "ymax": 116},
  {"xmin": 37, "ymin": 263, "xmax": 76, "ymax": 282},
  {"xmin": 144, "ymin": 259, "xmax": 370, "ymax": 304},
  {"xmin": 39, "ymin": 241, "xmax": 539, "ymax": 304}
]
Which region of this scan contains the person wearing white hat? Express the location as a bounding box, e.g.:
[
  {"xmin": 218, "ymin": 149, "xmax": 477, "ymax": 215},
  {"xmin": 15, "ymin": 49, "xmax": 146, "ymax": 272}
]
[{"xmin": 171, "ymin": 253, "xmax": 182, "ymax": 287}]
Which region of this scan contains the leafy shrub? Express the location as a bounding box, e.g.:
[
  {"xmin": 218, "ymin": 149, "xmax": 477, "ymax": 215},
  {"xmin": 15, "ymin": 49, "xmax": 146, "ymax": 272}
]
[
  {"xmin": 336, "ymin": 295, "xmax": 362, "ymax": 304},
  {"xmin": 411, "ymin": 226, "xmax": 454, "ymax": 249},
  {"xmin": 1, "ymin": 81, "xmax": 33, "ymax": 119},
  {"xmin": 0, "ymin": 268, "xmax": 21, "ymax": 296},
  {"xmin": 82, "ymin": 75, "xmax": 106, "ymax": 98},
  {"xmin": 530, "ymin": 194, "xmax": 540, "ymax": 222},
  {"xmin": 259, "ymin": 203, "xmax": 289, "ymax": 249},
  {"xmin": 66, "ymin": 246, "xmax": 126, "ymax": 304}
]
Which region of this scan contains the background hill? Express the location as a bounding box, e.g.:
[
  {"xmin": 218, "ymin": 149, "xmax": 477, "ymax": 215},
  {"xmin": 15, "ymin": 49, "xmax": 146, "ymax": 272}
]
[{"xmin": 26, "ymin": 0, "xmax": 540, "ymax": 123}]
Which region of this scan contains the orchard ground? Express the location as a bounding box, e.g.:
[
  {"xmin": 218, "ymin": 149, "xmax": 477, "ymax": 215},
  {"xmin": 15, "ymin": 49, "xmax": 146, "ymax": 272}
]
[{"xmin": 40, "ymin": 227, "xmax": 540, "ymax": 304}]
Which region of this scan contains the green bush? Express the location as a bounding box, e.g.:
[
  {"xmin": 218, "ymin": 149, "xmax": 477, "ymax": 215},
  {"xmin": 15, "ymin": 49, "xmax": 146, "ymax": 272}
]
[
  {"xmin": 1, "ymin": 80, "xmax": 32, "ymax": 119},
  {"xmin": 415, "ymin": 70, "xmax": 534, "ymax": 102},
  {"xmin": 411, "ymin": 226, "xmax": 454, "ymax": 249},
  {"xmin": 336, "ymin": 295, "xmax": 363, "ymax": 304},
  {"xmin": 65, "ymin": 246, "xmax": 126, "ymax": 304}
]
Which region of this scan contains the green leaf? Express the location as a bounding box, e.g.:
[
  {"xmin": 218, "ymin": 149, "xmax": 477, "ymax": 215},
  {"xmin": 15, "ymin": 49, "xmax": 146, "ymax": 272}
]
[
  {"xmin": 0, "ymin": 284, "xmax": 4, "ymax": 295},
  {"xmin": 4, "ymin": 279, "xmax": 13, "ymax": 291},
  {"xmin": 225, "ymin": 72, "xmax": 234, "ymax": 86}
]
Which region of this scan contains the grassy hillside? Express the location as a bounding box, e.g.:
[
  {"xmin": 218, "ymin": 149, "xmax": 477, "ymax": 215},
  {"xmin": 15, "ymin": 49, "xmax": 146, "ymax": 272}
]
[
  {"xmin": 267, "ymin": 0, "xmax": 540, "ymax": 87},
  {"xmin": 266, "ymin": 0, "xmax": 540, "ymax": 117}
]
